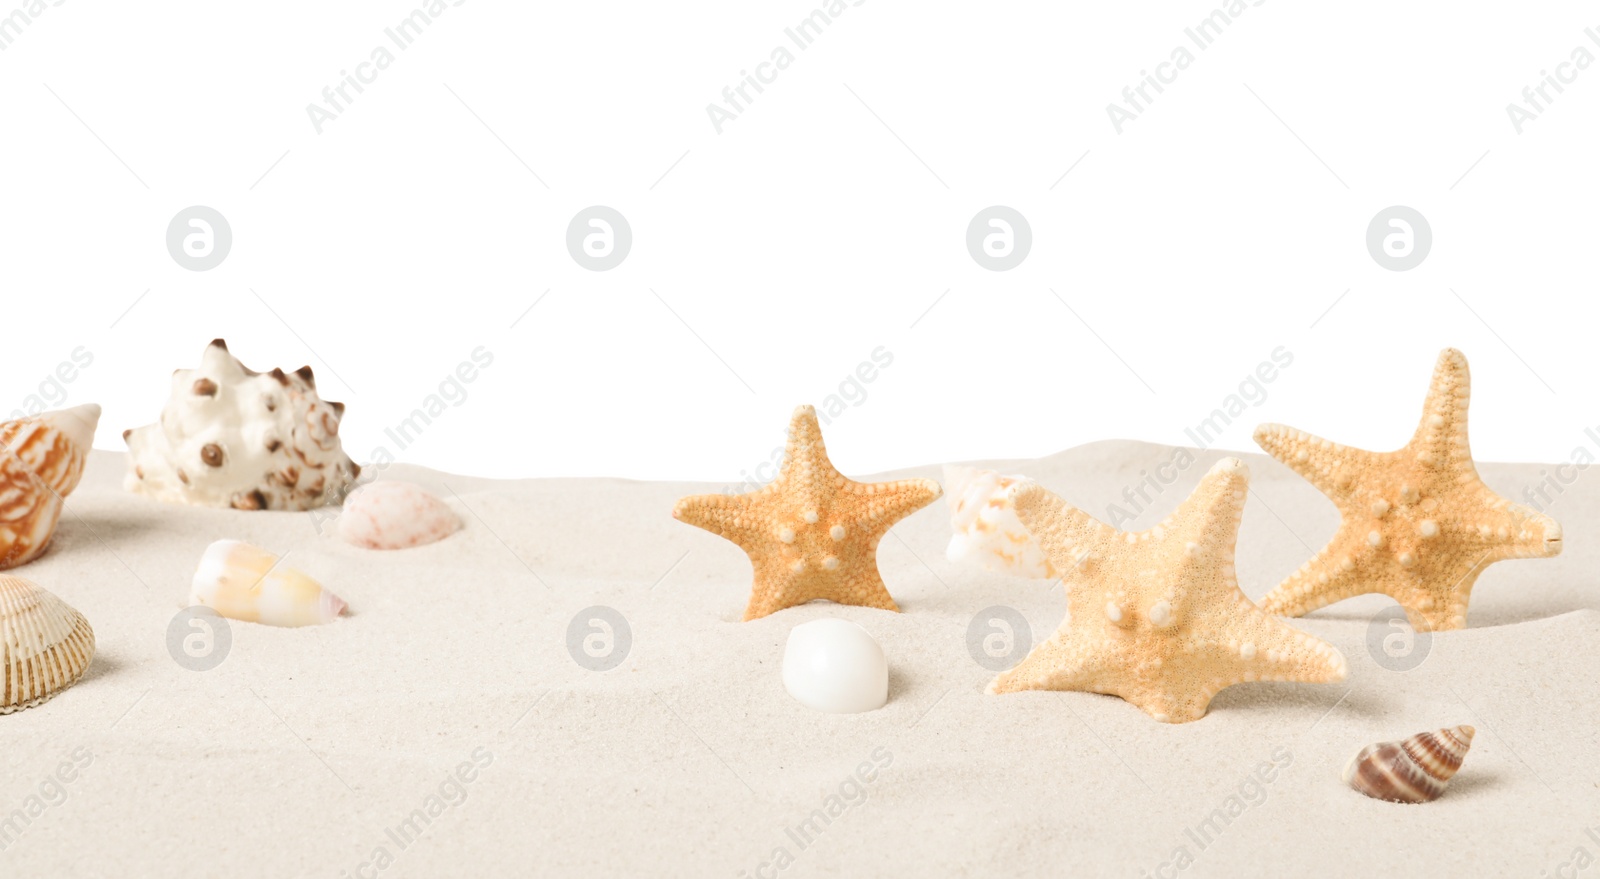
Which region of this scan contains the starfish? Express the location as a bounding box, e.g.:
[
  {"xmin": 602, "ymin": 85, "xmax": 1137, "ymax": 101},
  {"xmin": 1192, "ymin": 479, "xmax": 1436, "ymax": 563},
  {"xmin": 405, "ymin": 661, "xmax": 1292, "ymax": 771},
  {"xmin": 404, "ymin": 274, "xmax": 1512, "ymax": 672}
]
[
  {"xmin": 989, "ymin": 458, "xmax": 1348, "ymax": 723},
  {"xmin": 1254, "ymin": 348, "xmax": 1562, "ymax": 631},
  {"xmin": 673, "ymin": 405, "xmax": 942, "ymax": 621}
]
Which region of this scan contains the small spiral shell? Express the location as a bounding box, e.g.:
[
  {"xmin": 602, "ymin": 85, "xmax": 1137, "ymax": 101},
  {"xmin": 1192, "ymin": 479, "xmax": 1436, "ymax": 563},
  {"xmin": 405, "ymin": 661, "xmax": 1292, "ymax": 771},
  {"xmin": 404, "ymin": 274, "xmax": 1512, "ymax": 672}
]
[{"xmin": 1342, "ymin": 725, "xmax": 1475, "ymax": 803}]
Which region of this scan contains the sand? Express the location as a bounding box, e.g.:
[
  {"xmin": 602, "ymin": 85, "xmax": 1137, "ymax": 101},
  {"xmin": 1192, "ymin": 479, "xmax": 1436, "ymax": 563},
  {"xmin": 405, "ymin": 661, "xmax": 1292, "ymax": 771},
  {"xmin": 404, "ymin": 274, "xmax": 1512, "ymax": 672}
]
[{"xmin": 1, "ymin": 442, "xmax": 1596, "ymax": 878}]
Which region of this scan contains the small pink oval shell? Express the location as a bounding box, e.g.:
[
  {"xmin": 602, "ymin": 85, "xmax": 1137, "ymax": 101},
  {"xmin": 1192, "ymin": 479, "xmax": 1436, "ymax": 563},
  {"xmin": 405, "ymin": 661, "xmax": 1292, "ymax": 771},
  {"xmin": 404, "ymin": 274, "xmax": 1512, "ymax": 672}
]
[{"xmin": 338, "ymin": 482, "xmax": 462, "ymax": 550}]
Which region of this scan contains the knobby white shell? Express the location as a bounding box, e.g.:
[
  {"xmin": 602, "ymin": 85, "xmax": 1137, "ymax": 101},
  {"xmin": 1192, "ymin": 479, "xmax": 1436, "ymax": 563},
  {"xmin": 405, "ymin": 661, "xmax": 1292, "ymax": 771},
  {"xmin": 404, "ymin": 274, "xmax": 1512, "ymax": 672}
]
[
  {"xmin": 191, "ymin": 540, "xmax": 347, "ymax": 627},
  {"xmin": 781, "ymin": 619, "xmax": 888, "ymax": 713},
  {"xmin": 123, "ymin": 339, "xmax": 359, "ymax": 511},
  {"xmin": 0, "ymin": 404, "xmax": 100, "ymax": 570},
  {"xmin": 0, "ymin": 575, "xmax": 95, "ymax": 713},
  {"xmin": 337, "ymin": 481, "xmax": 462, "ymax": 550},
  {"xmin": 943, "ymin": 465, "xmax": 1057, "ymax": 579}
]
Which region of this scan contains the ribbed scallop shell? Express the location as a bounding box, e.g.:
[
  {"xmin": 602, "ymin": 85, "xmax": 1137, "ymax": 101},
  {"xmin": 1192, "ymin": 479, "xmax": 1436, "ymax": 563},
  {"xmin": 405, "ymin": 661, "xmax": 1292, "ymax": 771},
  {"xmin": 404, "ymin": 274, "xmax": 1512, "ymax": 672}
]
[
  {"xmin": 1343, "ymin": 725, "xmax": 1475, "ymax": 803},
  {"xmin": 0, "ymin": 575, "xmax": 95, "ymax": 713},
  {"xmin": 0, "ymin": 404, "xmax": 99, "ymax": 569},
  {"xmin": 191, "ymin": 540, "xmax": 347, "ymax": 627}
]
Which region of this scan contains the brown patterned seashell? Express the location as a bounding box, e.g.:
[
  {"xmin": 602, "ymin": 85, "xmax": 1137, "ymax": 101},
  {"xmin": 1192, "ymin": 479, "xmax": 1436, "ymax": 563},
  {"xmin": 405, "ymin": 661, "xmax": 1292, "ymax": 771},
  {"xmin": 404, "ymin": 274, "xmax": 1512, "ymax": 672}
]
[
  {"xmin": 0, "ymin": 575, "xmax": 95, "ymax": 713},
  {"xmin": 0, "ymin": 404, "xmax": 100, "ymax": 497},
  {"xmin": 0, "ymin": 405, "xmax": 99, "ymax": 570},
  {"xmin": 1343, "ymin": 725, "xmax": 1475, "ymax": 803}
]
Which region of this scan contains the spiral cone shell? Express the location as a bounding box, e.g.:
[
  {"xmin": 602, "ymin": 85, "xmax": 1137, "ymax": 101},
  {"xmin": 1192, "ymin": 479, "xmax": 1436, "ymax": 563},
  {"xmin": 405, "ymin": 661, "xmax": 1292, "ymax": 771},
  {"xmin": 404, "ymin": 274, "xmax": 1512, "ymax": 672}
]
[
  {"xmin": 191, "ymin": 540, "xmax": 347, "ymax": 627},
  {"xmin": 0, "ymin": 405, "xmax": 97, "ymax": 571},
  {"xmin": 1342, "ymin": 725, "xmax": 1475, "ymax": 803}
]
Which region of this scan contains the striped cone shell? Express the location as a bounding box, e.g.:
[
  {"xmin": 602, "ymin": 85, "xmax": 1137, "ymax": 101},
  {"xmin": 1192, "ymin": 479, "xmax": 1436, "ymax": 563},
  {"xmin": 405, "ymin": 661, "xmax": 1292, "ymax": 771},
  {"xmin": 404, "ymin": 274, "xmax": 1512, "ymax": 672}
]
[
  {"xmin": 0, "ymin": 405, "xmax": 99, "ymax": 570},
  {"xmin": 1343, "ymin": 725, "xmax": 1475, "ymax": 803},
  {"xmin": 0, "ymin": 404, "xmax": 100, "ymax": 497},
  {"xmin": 0, "ymin": 447, "xmax": 65, "ymax": 569},
  {"xmin": 0, "ymin": 575, "xmax": 95, "ymax": 714},
  {"xmin": 191, "ymin": 540, "xmax": 347, "ymax": 627}
]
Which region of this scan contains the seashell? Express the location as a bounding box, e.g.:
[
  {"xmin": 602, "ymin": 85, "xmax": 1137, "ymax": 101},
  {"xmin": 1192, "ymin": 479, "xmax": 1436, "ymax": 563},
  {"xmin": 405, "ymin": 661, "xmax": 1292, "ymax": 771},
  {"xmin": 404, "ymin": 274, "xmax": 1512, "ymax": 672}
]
[
  {"xmin": 191, "ymin": 540, "xmax": 347, "ymax": 627},
  {"xmin": 943, "ymin": 465, "xmax": 1057, "ymax": 579},
  {"xmin": 782, "ymin": 619, "xmax": 888, "ymax": 714},
  {"xmin": 1343, "ymin": 725, "xmax": 1475, "ymax": 803},
  {"xmin": 0, "ymin": 403, "xmax": 101, "ymax": 496},
  {"xmin": 0, "ymin": 404, "xmax": 100, "ymax": 570},
  {"xmin": 0, "ymin": 575, "xmax": 95, "ymax": 713},
  {"xmin": 123, "ymin": 339, "xmax": 359, "ymax": 512},
  {"xmin": 337, "ymin": 481, "xmax": 462, "ymax": 550}
]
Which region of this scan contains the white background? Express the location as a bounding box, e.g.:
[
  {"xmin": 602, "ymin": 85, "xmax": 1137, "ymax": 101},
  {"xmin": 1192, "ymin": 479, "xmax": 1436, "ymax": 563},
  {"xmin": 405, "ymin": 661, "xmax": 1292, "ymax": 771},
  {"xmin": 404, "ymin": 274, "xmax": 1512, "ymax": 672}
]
[{"xmin": 3, "ymin": 1, "xmax": 1597, "ymax": 482}]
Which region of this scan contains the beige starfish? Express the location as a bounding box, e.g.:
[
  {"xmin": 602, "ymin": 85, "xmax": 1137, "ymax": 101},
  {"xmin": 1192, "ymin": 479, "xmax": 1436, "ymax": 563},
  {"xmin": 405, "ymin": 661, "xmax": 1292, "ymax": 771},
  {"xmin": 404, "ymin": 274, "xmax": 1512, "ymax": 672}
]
[
  {"xmin": 989, "ymin": 458, "xmax": 1348, "ymax": 723},
  {"xmin": 673, "ymin": 405, "xmax": 942, "ymax": 621},
  {"xmin": 1254, "ymin": 348, "xmax": 1562, "ymax": 631}
]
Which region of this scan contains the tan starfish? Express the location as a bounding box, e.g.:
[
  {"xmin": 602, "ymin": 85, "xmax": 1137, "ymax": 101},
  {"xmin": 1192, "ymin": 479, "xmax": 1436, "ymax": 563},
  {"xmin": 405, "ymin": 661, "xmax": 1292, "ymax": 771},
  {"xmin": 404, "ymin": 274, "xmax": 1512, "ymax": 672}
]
[
  {"xmin": 673, "ymin": 405, "xmax": 942, "ymax": 621},
  {"xmin": 989, "ymin": 458, "xmax": 1348, "ymax": 723},
  {"xmin": 1254, "ymin": 348, "xmax": 1562, "ymax": 631}
]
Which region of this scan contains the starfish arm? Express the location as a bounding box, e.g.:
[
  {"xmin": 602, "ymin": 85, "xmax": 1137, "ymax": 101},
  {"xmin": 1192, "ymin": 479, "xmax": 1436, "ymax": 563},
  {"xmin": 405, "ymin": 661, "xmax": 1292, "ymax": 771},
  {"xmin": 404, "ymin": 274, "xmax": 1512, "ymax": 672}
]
[
  {"xmin": 993, "ymin": 633, "xmax": 1230, "ymax": 724},
  {"xmin": 987, "ymin": 630, "xmax": 1096, "ymax": 694},
  {"xmin": 1159, "ymin": 457, "xmax": 1249, "ymax": 564},
  {"xmin": 778, "ymin": 405, "xmax": 843, "ymax": 497},
  {"xmin": 1192, "ymin": 612, "xmax": 1348, "ymax": 688},
  {"xmin": 1255, "ymin": 424, "xmax": 1392, "ymax": 506},
  {"xmin": 1394, "ymin": 563, "xmax": 1485, "ymax": 632},
  {"xmin": 1009, "ymin": 483, "xmax": 1115, "ymax": 572},
  {"xmin": 1257, "ymin": 528, "xmax": 1386, "ymax": 617},
  {"xmin": 742, "ymin": 556, "xmax": 807, "ymax": 620},
  {"xmin": 1123, "ymin": 684, "xmax": 1215, "ymax": 725},
  {"xmin": 1406, "ymin": 348, "xmax": 1473, "ymax": 466},
  {"xmin": 1459, "ymin": 494, "xmax": 1564, "ymax": 561},
  {"xmin": 847, "ymin": 477, "xmax": 943, "ymax": 536},
  {"xmin": 672, "ymin": 491, "xmax": 762, "ymax": 548}
]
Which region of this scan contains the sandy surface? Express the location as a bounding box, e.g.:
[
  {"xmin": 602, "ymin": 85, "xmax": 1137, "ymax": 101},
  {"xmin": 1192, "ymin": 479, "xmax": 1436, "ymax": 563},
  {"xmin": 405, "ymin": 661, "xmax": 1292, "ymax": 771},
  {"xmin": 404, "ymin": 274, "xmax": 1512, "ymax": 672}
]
[{"xmin": 1, "ymin": 442, "xmax": 1596, "ymax": 878}]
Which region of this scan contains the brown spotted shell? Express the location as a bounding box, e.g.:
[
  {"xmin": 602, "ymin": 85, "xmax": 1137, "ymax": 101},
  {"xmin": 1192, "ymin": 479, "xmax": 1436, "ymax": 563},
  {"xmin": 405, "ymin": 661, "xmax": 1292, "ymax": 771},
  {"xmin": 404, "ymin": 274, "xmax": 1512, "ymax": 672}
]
[
  {"xmin": 0, "ymin": 575, "xmax": 95, "ymax": 713},
  {"xmin": 1343, "ymin": 725, "xmax": 1475, "ymax": 803},
  {"xmin": 122, "ymin": 340, "xmax": 358, "ymax": 511}
]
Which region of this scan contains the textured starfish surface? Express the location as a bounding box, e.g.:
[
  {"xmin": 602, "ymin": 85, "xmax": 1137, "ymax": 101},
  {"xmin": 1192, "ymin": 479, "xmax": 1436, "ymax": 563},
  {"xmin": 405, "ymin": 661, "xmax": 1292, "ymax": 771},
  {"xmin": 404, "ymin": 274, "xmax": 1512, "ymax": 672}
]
[
  {"xmin": 989, "ymin": 458, "xmax": 1348, "ymax": 723},
  {"xmin": 1254, "ymin": 348, "xmax": 1562, "ymax": 631},
  {"xmin": 673, "ymin": 405, "xmax": 942, "ymax": 621}
]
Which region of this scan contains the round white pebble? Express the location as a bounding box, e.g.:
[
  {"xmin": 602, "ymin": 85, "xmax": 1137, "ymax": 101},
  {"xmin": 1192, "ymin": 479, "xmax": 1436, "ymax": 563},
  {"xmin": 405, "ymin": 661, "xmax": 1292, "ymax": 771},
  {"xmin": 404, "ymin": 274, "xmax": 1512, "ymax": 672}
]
[{"xmin": 781, "ymin": 619, "xmax": 888, "ymax": 714}]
